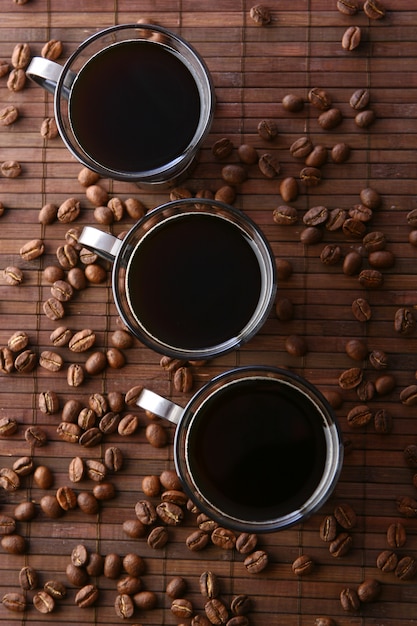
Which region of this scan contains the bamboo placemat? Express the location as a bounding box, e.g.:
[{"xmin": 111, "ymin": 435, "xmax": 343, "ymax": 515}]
[{"xmin": 1, "ymin": 0, "xmax": 417, "ymax": 624}]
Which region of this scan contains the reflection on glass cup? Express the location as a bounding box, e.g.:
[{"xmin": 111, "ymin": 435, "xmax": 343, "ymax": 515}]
[
  {"xmin": 26, "ymin": 24, "xmax": 215, "ymax": 188},
  {"xmin": 136, "ymin": 366, "xmax": 344, "ymax": 533},
  {"xmin": 78, "ymin": 198, "xmax": 277, "ymax": 360}
]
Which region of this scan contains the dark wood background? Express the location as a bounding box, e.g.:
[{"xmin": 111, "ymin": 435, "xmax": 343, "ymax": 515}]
[{"xmin": 1, "ymin": 0, "xmax": 417, "ymax": 624}]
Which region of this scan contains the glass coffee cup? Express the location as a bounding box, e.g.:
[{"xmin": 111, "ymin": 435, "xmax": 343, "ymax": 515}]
[
  {"xmin": 78, "ymin": 198, "xmax": 277, "ymax": 360},
  {"xmin": 26, "ymin": 24, "xmax": 215, "ymax": 188},
  {"xmin": 135, "ymin": 366, "xmax": 344, "ymax": 533}
]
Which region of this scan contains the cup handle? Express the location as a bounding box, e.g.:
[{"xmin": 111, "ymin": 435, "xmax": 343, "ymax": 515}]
[
  {"xmin": 78, "ymin": 226, "xmax": 123, "ymax": 262},
  {"xmin": 136, "ymin": 389, "xmax": 184, "ymax": 425},
  {"xmin": 26, "ymin": 56, "xmax": 76, "ymax": 97}
]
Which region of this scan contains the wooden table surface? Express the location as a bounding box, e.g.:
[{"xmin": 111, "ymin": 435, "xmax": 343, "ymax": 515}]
[{"xmin": 1, "ymin": 1, "xmax": 417, "ymax": 624}]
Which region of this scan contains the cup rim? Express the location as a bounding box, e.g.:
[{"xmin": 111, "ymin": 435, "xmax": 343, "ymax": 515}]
[
  {"xmin": 54, "ymin": 23, "xmax": 216, "ymax": 182},
  {"xmin": 174, "ymin": 365, "xmax": 344, "ymax": 533},
  {"xmin": 112, "ymin": 198, "xmax": 277, "ymax": 360}
]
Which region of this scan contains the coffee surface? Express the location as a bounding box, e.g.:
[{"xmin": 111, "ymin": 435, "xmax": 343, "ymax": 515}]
[
  {"xmin": 126, "ymin": 213, "xmax": 263, "ymax": 351},
  {"xmin": 69, "ymin": 40, "xmax": 200, "ymax": 173},
  {"xmin": 188, "ymin": 377, "xmax": 327, "ymax": 520}
]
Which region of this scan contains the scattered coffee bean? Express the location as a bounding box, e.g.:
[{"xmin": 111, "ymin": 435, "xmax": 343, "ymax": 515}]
[
  {"xmin": 320, "ymin": 515, "xmax": 338, "ymax": 542},
  {"xmin": 308, "ymin": 88, "xmax": 332, "ymax": 110},
  {"xmin": 148, "ymin": 525, "xmax": 169, "ymax": 549},
  {"xmin": 237, "ymin": 144, "xmax": 258, "ymax": 165},
  {"xmin": 3, "ymin": 265, "xmax": 23, "ymax": 285},
  {"xmin": 1, "ymin": 592, "xmax": 26, "ymax": 612},
  {"xmin": 342, "ymin": 26, "xmax": 361, "ymax": 51},
  {"xmin": 387, "ymin": 522, "xmax": 407, "ymax": 548},
  {"xmin": 273, "ymin": 205, "xmax": 298, "ymax": 225},
  {"xmin": 352, "ymin": 297, "xmax": 372, "ymax": 322},
  {"xmin": 292, "ymin": 554, "xmax": 315, "ymax": 575},
  {"xmin": 258, "ymin": 153, "xmax": 281, "ymax": 178},
  {"xmin": 300, "ymin": 167, "xmax": 321, "ymax": 186},
  {"xmin": 355, "ymin": 109, "xmax": 376, "ymax": 128},
  {"xmin": 364, "ymin": 0, "xmax": 386, "ymax": 19},
  {"xmin": 166, "ymin": 576, "xmax": 187, "ymax": 599},
  {"xmin": 249, "ymin": 4, "xmax": 271, "ymax": 26},
  {"xmin": 340, "ymin": 587, "xmax": 360, "ymax": 612},
  {"xmin": 244, "ymin": 550, "xmax": 269, "ymax": 574},
  {"xmin": 282, "ymin": 93, "xmax": 304, "ymax": 112},
  {"xmin": 19, "ymin": 565, "xmax": 38, "ymax": 590},
  {"xmin": 205, "ymin": 598, "xmax": 228, "ymax": 623},
  {"xmin": 39, "ymin": 350, "xmax": 63, "ymax": 372},
  {"xmin": 1, "ymin": 533, "xmax": 26, "ymax": 554},
  {"xmin": 258, "ymin": 119, "xmax": 278, "ymax": 141},
  {"xmin": 186, "ymin": 529, "xmax": 210, "ymax": 551},
  {"xmin": 290, "ymin": 136, "xmax": 313, "ymax": 159},
  {"xmin": 395, "ymin": 555, "xmax": 417, "ymax": 580},
  {"xmin": 318, "ymin": 107, "xmax": 343, "ymax": 130},
  {"xmin": 331, "ymin": 142, "xmax": 350, "ymax": 163},
  {"xmin": 279, "ymin": 176, "xmax": 299, "ymax": 202},
  {"xmin": 337, "ymin": 0, "xmax": 359, "ymax": 15}
]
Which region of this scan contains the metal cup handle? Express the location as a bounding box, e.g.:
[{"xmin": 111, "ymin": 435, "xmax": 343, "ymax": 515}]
[
  {"xmin": 136, "ymin": 388, "xmax": 184, "ymax": 425},
  {"xmin": 78, "ymin": 226, "xmax": 123, "ymax": 262},
  {"xmin": 26, "ymin": 56, "xmax": 76, "ymax": 97}
]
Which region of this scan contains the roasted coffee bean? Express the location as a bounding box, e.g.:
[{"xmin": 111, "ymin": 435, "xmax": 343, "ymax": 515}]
[
  {"xmin": 3, "ymin": 265, "xmax": 23, "ymax": 285},
  {"xmin": 258, "ymin": 153, "xmax": 281, "ymax": 178},
  {"xmin": 352, "ymin": 297, "xmax": 372, "ymax": 322},
  {"xmin": 125, "ymin": 384, "xmax": 144, "ymax": 406},
  {"xmin": 377, "ymin": 549, "xmax": 398, "ymax": 572},
  {"xmin": 282, "ymin": 93, "xmax": 304, "ymax": 112},
  {"xmin": 279, "ymin": 176, "xmax": 299, "ymax": 202},
  {"xmin": 66, "ymin": 562, "xmax": 88, "ymax": 587},
  {"xmin": 107, "ymin": 391, "xmax": 125, "ymax": 412},
  {"xmin": 329, "ymin": 532, "xmax": 353, "ymax": 557},
  {"xmin": 404, "ymin": 444, "xmax": 417, "ymax": 468},
  {"xmin": 198, "ymin": 514, "xmax": 219, "ymax": 533},
  {"xmin": 290, "ymin": 136, "xmax": 313, "ymax": 159},
  {"xmin": 43, "ymin": 297, "xmax": 65, "ymax": 321},
  {"xmin": 237, "ymin": 144, "xmax": 258, "ymax": 165},
  {"xmin": 338, "ymin": 367, "xmax": 363, "ymax": 389},
  {"xmin": 88, "ymin": 393, "xmax": 107, "ymax": 417},
  {"xmin": 394, "ymin": 307, "xmax": 416, "ymax": 335},
  {"xmin": 303, "ymin": 205, "xmax": 328, "ymax": 226},
  {"xmin": 67, "ymin": 267, "xmax": 87, "ymax": 290},
  {"xmin": 85, "ymin": 459, "xmax": 106, "ymax": 482},
  {"xmin": 93, "ymin": 482, "xmax": 115, "ymax": 503},
  {"xmin": 104, "ymin": 446, "xmax": 123, "ymax": 472},
  {"xmin": 33, "ymin": 590, "xmax": 55, "ymax": 614},
  {"xmin": 0, "ymin": 416, "xmax": 18, "ymax": 437},
  {"xmin": 337, "ymin": 0, "xmax": 359, "ymax": 15},
  {"xmin": 0, "ymin": 514, "xmax": 16, "ymax": 535},
  {"xmin": 211, "ymin": 527, "xmax": 236, "ymax": 550},
  {"xmin": 342, "ymin": 26, "xmax": 361, "ymax": 51},
  {"xmin": 320, "ymin": 515, "xmax": 337, "ymax": 542},
  {"xmin": 148, "ymin": 525, "xmax": 169, "ymax": 549},
  {"xmin": 387, "ymin": 522, "xmax": 407, "ymax": 548},
  {"xmin": 56, "ymin": 243, "xmax": 79, "ymax": 270},
  {"xmin": 230, "ymin": 594, "xmax": 251, "ymax": 616},
  {"xmin": 0, "ymin": 347, "xmax": 14, "ymax": 374},
  {"xmin": 67, "ymin": 363, "xmax": 85, "ymax": 386},
  {"xmin": 395, "ymin": 556, "xmax": 417, "ymax": 581},
  {"xmin": 249, "ymin": 4, "xmax": 272, "ymax": 25},
  {"xmin": 34, "ymin": 464, "xmax": 53, "ymax": 488},
  {"xmin": 69, "ymin": 329, "xmax": 96, "ymax": 352},
  {"xmin": 133, "ymin": 590, "xmax": 157, "ymax": 610},
  {"xmin": 123, "ymin": 553, "xmax": 146, "ymax": 577},
  {"xmin": 292, "ymin": 554, "xmax": 315, "ymax": 576},
  {"xmin": 166, "ymin": 576, "xmax": 187, "ymax": 599},
  {"xmin": 397, "ymin": 495, "xmax": 417, "ymax": 518},
  {"xmin": 300, "ymin": 167, "xmax": 321, "ymax": 186},
  {"xmin": 340, "ymin": 587, "xmax": 360, "ymax": 612},
  {"xmin": 106, "ymin": 346, "xmax": 125, "ymax": 368},
  {"xmin": 79, "ymin": 427, "xmax": 102, "ymax": 447},
  {"xmin": 305, "ymin": 144, "xmax": 327, "ymax": 168},
  {"xmin": 363, "ymin": 231, "xmax": 386, "ymax": 252},
  {"xmin": 69, "ymin": 456, "xmax": 85, "ymax": 482},
  {"xmin": 0, "ymin": 467, "xmax": 20, "ymax": 491},
  {"xmin": 331, "ymin": 142, "xmax": 350, "ymax": 164},
  {"xmin": 375, "ymin": 373, "xmax": 396, "ymax": 396},
  {"xmin": 374, "ymin": 408, "xmax": 393, "ymax": 434},
  {"xmin": 85, "ymin": 262, "xmax": 107, "ymax": 283},
  {"xmin": 205, "ymin": 598, "xmax": 228, "ymax": 623},
  {"xmin": 318, "ymin": 107, "xmax": 343, "ymax": 130},
  {"xmin": 103, "ymin": 552, "xmax": 122, "ymax": 579},
  {"xmin": 308, "ymin": 87, "xmax": 332, "ymax": 110},
  {"xmin": 39, "ymin": 350, "xmax": 63, "ymax": 372},
  {"xmin": 0, "ymin": 102, "xmax": 19, "ymax": 125},
  {"xmin": 343, "ymin": 218, "xmax": 366, "ymax": 238},
  {"xmin": 25, "ymin": 425, "xmax": 47, "ymax": 447},
  {"xmin": 273, "ymin": 205, "xmax": 298, "ymax": 225},
  {"xmin": 275, "ymin": 297, "xmax": 294, "ymax": 321},
  {"xmin": 171, "ymin": 597, "xmax": 194, "ymax": 619},
  {"xmin": 123, "ymin": 518, "xmax": 147, "ymax": 538},
  {"xmin": 1, "ymin": 533, "xmax": 26, "ymax": 554},
  {"xmin": 57, "ymin": 197, "xmax": 81, "ymax": 223},
  {"xmin": 135, "ymin": 500, "xmax": 157, "ymax": 525},
  {"xmin": 20, "ymin": 238, "xmax": 44, "ymax": 261},
  {"xmin": 350, "ymin": 88, "xmax": 370, "ymax": 111},
  {"xmin": 257, "ymin": 119, "xmax": 278, "ymax": 141},
  {"xmin": 244, "ymin": 550, "xmax": 268, "ymax": 574},
  {"xmin": 364, "ymin": 0, "xmax": 386, "ymax": 19},
  {"xmin": 50, "ymin": 326, "xmax": 72, "ymax": 347},
  {"xmin": 43, "ymin": 264, "xmax": 65, "ymax": 283},
  {"xmin": 86, "ymin": 184, "xmax": 109, "ymax": 206},
  {"xmin": 320, "ymin": 244, "xmax": 341, "ymax": 265},
  {"xmin": 400, "ymin": 385, "xmax": 417, "ymax": 406},
  {"xmin": 84, "ymin": 351, "xmax": 106, "ymax": 375},
  {"xmin": 57, "ymin": 421, "xmax": 81, "ymax": 443},
  {"xmin": 114, "ymin": 593, "xmax": 135, "ymax": 619},
  {"xmin": 40, "ymin": 494, "xmax": 63, "ymax": 518},
  {"xmin": 236, "ymin": 532, "xmax": 258, "ymax": 554},
  {"xmin": 75, "ymin": 584, "xmax": 99, "ymax": 608},
  {"xmin": 345, "ymin": 339, "xmax": 368, "ymax": 361},
  {"xmin": 361, "ymin": 187, "xmax": 381, "ymax": 210},
  {"xmin": 77, "ymin": 491, "xmax": 99, "ymax": 514},
  {"xmin": 1, "ymin": 159, "xmax": 22, "ymax": 177},
  {"xmin": 1, "ymin": 592, "xmax": 26, "ymax": 612},
  {"xmin": 7, "ymin": 331, "xmax": 28, "ymax": 353},
  {"xmin": 355, "ymin": 109, "xmax": 376, "ymax": 128},
  {"xmin": 369, "ymin": 249, "xmax": 395, "ymax": 269},
  {"xmin": 300, "ymin": 226, "xmax": 323, "ymax": 245},
  {"xmin": 51, "ymin": 279, "xmax": 73, "ymax": 302},
  {"xmin": 347, "ymin": 404, "xmax": 373, "ymax": 428},
  {"xmin": 161, "ymin": 490, "xmax": 188, "ymax": 507},
  {"xmin": 221, "ymin": 164, "xmax": 247, "ymax": 184},
  {"xmin": 71, "ymin": 544, "xmax": 89, "ymax": 567},
  {"xmin": 146, "ymin": 422, "xmax": 168, "ymax": 447},
  {"xmin": 285, "ymin": 334, "xmax": 308, "ymax": 357},
  {"xmin": 118, "ymin": 413, "xmax": 139, "ymax": 436},
  {"xmin": 334, "ymin": 503, "xmax": 357, "ymax": 529},
  {"xmin": 160, "ymin": 469, "xmax": 182, "ymax": 491},
  {"xmin": 43, "ymin": 580, "xmax": 67, "ymax": 600},
  {"xmin": 19, "ymin": 565, "xmax": 38, "ymax": 590},
  {"xmin": 349, "ymin": 204, "xmax": 373, "ymax": 223},
  {"xmin": 99, "ymin": 411, "xmax": 121, "ymax": 434},
  {"xmin": 117, "ymin": 575, "xmax": 142, "ymax": 596},
  {"xmin": 12, "ymin": 456, "xmax": 33, "ymax": 476},
  {"xmin": 186, "ymin": 529, "xmax": 210, "ymax": 551},
  {"xmin": 40, "ymin": 116, "xmax": 59, "ymax": 138},
  {"xmin": 156, "ymin": 501, "xmax": 183, "ymax": 526},
  {"xmin": 200, "ymin": 571, "xmax": 220, "ymax": 599},
  {"xmin": 358, "ymin": 269, "xmax": 383, "ymax": 289}
]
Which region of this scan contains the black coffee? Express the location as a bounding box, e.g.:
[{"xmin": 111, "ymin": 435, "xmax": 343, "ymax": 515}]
[
  {"xmin": 126, "ymin": 212, "xmax": 263, "ymax": 351},
  {"xmin": 69, "ymin": 40, "xmax": 200, "ymax": 173},
  {"xmin": 188, "ymin": 377, "xmax": 327, "ymax": 521}
]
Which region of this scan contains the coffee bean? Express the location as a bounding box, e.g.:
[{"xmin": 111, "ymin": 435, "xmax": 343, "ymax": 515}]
[
  {"xmin": 99, "ymin": 411, "xmax": 121, "ymax": 434},
  {"xmin": 146, "ymin": 422, "xmax": 168, "ymax": 447},
  {"xmin": 331, "ymin": 142, "xmax": 350, "ymax": 163},
  {"xmin": 205, "ymin": 598, "xmax": 228, "ymax": 624},
  {"xmin": 300, "ymin": 167, "xmax": 321, "ymax": 186},
  {"xmin": 40, "ymin": 494, "xmax": 63, "ymax": 518},
  {"xmin": 343, "ymin": 218, "xmax": 366, "ymax": 238},
  {"xmin": 43, "ymin": 580, "xmax": 67, "ymax": 600},
  {"xmin": 85, "ymin": 351, "xmax": 107, "ymax": 375},
  {"xmin": 236, "ymin": 532, "xmax": 258, "ymax": 554},
  {"xmin": 334, "ymin": 503, "xmax": 357, "ymax": 529},
  {"xmin": 275, "ymin": 297, "xmax": 294, "ymax": 321},
  {"xmin": 308, "ymin": 87, "xmax": 332, "ymax": 110},
  {"xmin": 282, "ymin": 93, "xmax": 304, "ymax": 112},
  {"xmin": 319, "ymin": 515, "xmax": 338, "ymax": 542},
  {"xmin": 166, "ymin": 576, "xmax": 187, "ymax": 599},
  {"xmin": 244, "ymin": 550, "xmax": 269, "ymax": 574},
  {"xmin": 1, "ymin": 159, "xmax": 22, "ymax": 177},
  {"xmin": 50, "ymin": 326, "xmax": 72, "ymax": 347},
  {"xmin": 374, "ymin": 408, "xmax": 393, "ymax": 434},
  {"xmin": 3, "ymin": 265, "xmax": 23, "ymax": 285},
  {"xmin": 56, "ymin": 243, "xmax": 79, "ymax": 270},
  {"xmin": 349, "ymin": 204, "xmax": 373, "ymax": 223},
  {"xmin": 20, "ymin": 238, "xmax": 45, "ymax": 261},
  {"xmin": 397, "ymin": 495, "xmax": 417, "ymax": 517},
  {"xmin": 292, "ymin": 554, "xmax": 315, "ymax": 576},
  {"xmin": 369, "ymin": 249, "xmax": 395, "ymax": 269},
  {"xmin": 272, "ymin": 205, "xmax": 298, "ymax": 225},
  {"xmin": 79, "ymin": 427, "xmax": 102, "ymax": 447},
  {"xmin": 106, "ymin": 347, "xmax": 125, "ymax": 368},
  {"xmin": 279, "ymin": 176, "xmax": 299, "ymax": 202},
  {"xmin": 111, "ymin": 329, "xmax": 133, "ymax": 349},
  {"xmin": 171, "ymin": 597, "xmax": 194, "ymax": 619},
  {"xmin": 258, "ymin": 153, "xmax": 281, "ymax": 178},
  {"xmin": 71, "ymin": 543, "xmax": 89, "ymax": 567},
  {"xmin": 231, "ymin": 594, "xmax": 251, "ymax": 616},
  {"xmin": 78, "ymin": 407, "xmax": 97, "ymax": 431},
  {"xmin": 0, "ymin": 514, "xmax": 16, "ymax": 535},
  {"xmin": 352, "ymin": 297, "xmax": 372, "ymax": 322},
  {"xmin": 186, "ymin": 529, "xmax": 210, "ymax": 551},
  {"xmin": 199, "ymin": 571, "xmax": 220, "ymax": 599},
  {"xmin": 57, "ymin": 421, "xmax": 81, "ymax": 443},
  {"xmin": 19, "ymin": 565, "xmax": 38, "ymax": 590},
  {"xmin": 342, "ymin": 26, "xmax": 361, "ymax": 51},
  {"xmin": 305, "ymin": 144, "xmax": 327, "ymax": 168},
  {"xmin": 69, "ymin": 456, "xmax": 85, "ymax": 482},
  {"xmin": 66, "ymin": 562, "xmax": 88, "ymax": 587},
  {"xmin": 290, "ymin": 136, "xmax": 313, "ymax": 159},
  {"xmin": 69, "ymin": 328, "xmax": 96, "ymax": 352},
  {"xmin": 43, "ymin": 297, "xmax": 65, "ymax": 321},
  {"xmin": 12, "ymin": 456, "xmax": 34, "ymax": 476},
  {"xmin": 0, "ymin": 416, "xmax": 18, "ymax": 437},
  {"xmin": 43, "ymin": 265, "xmax": 65, "ymax": 283},
  {"xmin": 75, "ymin": 584, "xmax": 99, "ymax": 608},
  {"xmin": 400, "ymin": 385, "xmax": 417, "ymax": 406},
  {"xmin": 363, "ymin": 230, "xmax": 386, "ymax": 252},
  {"xmin": 375, "ymin": 373, "xmax": 396, "ymax": 395},
  {"xmin": 51, "ymin": 279, "xmax": 73, "ymax": 302},
  {"xmin": 156, "ymin": 501, "xmax": 183, "ymax": 526},
  {"xmin": 329, "ymin": 532, "xmax": 353, "ymax": 558},
  {"xmin": 7, "ymin": 331, "xmax": 28, "ymax": 353},
  {"xmin": 221, "ymin": 164, "xmax": 247, "ymax": 185},
  {"xmin": 34, "ymin": 464, "xmax": 54, "ymax": 489},
  {"xmin": 67, "ymin": 363, "xmax": 85, "ymax": 386},
  {"xmin": 135, "ymin": 500, "xmax": 157, "ymax": 525},
  {"xmin": 25, "ymin": 425, "xmax": 47, "ymax": 447},
  {"xmin": 117, "ymin": 575, "xmax": 142, "ymax": 596},
  {"xmin": 340, "ymin": 587, "xmax": 360, "ymax": 612},
  {"xmin": 147, "ymin": 525, "xmax": 169, "ymax": 549},
  {"xmin": 0, "ymin": 347, "xmax": 14, "ymax": 374},
  {"xmin": 57, "ymin": 197, "xmax": 81, "ymax": 223},
  {"xmin": 77, "ymin": 491, "xmax": 99, "ymax": 514},
  {"xmin": 304, "ymin": 206, "xmax": 329, "ymax": 227},
  {"xmin": 211, "ymin": 527, "xmax": 237, "ymax": 550},
  {"xmin": 347, "ymin": 404, "xmax": 373, "ymax": 428},
  {"xmin": 355, "ymin": 109, "xmax": 376, "ymax": 129},
  {"xmin": 318, "ymin": 107, "xmax": 343, "ymax": 130},
  {"xmin": 394, "ymin": 307, "xmax": 416, "ymax": 335},
  {"xmin": 339, "ymin": 367, "xmax": 363, "ymax": 390},
  {"xmin": 249, "ymin": 4, "xmax": 272, "ymax": 25},
  {"xmin": 395, "ymin": 556, "xmax": 417, "ymax": 580},
  {"xmin": 1, "ymin": 592, "xmax": 26, "ymax": 612},
  {"xmin": 14, "ymin": 500, "xmax": 36, "ymax": 521},
  {"xmin": 300, "ymin": 226, "xmax": 323, "ymax": 245},
  {"xmin": 123, "ymin": 553, "xmax": 146, "ymax": 576},
  {"xmin": 133, "ymin": 590, "xmax": 157, "ymax": 610},
  {"xmin": 387, "ymin": 522, "xmax": 407, "ymax": 548},
  {"xmin": 104, "ymin": 446, "xmax": 123, "ymax": 472},
  {"xmin": 122, "ymin": 518, "xmax": 147, "ymax": 538},
  {"xmin": 364, "ymin": 0, "xmax": 386, "ymax": 19},
  {"xmin": 337, "ymin": 0, "xmax": 359, "ymax": 15},
  {"xmin": 358, "ymin": 269, "xmax": 383, "ymax": 289},
  {"xmin": 285, "ymin": 334, "xmax": 308, "ymax": 357},
  {"xmin": 39, "ymin": 350, "xmax": 63, "ymax": 372},
  {"xmin": 257, "ymin": 119, "xmax": 278, "ymax": 141},
  {"xmin": 1, "ymin": 533, "xmax": 26, "ymax": 554},
  {"xmin": 118, "ymin": 413, "xmax": 139, "ymax": 437},
  {"xmin": 377, "ymin": 549, "xmax": 398, "ymax": 572},
  {"xmin": 0, "ymin": 467, "xmax": 19, "ymax": 491},
  {"xmin": 320, "ymin": 244, "xmax": 341, "ymax": 266}
]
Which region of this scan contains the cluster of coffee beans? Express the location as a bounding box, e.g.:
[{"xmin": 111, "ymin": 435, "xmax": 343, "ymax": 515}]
[
  {"xmin": 319, "ymin": 502, "xmax": 358, "ymax": 558},
  {"xmin": 376, "ymin": 520, "xmax": 417, "ymax": 580},
  {"xmin": 337, "ymin": 0, "xmax": 386, "ymax": 20},
  {"xmin": 1, "ymin": 575, "xmax": 67, "ymax": 615},
  {"xmin": 168, "ymin": 570, "xmax": 252, "ymax": 625}
]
